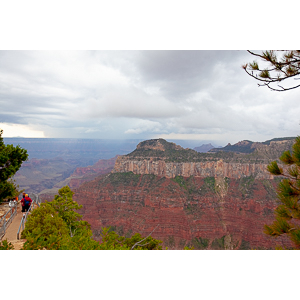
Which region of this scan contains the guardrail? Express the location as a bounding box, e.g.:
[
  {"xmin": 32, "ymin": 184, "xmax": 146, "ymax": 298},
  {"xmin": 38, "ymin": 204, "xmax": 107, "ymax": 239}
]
[
  {"xmin": 17, "ymin": 193, "xmax": 41, "ymax": 240},
  {"xmin": 0, "ymin": 200, "xmax": 18, "ymax": 240}
]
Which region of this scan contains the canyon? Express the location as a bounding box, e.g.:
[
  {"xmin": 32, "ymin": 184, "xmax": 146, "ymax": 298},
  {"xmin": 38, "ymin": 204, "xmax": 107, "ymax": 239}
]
[
  {"xmin": 38, "ymin": 156, "xmax": 117, "ymax": 201},
  {"xmin": 8, "ymin": 138, "xmax": 139, "ymax": 197},
  {"xmin": 72, "ymin": 138, "xmax": 295, "ymax": 249}
]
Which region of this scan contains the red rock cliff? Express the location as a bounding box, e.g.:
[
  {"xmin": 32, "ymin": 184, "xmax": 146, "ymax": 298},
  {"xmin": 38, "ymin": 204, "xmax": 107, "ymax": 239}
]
[{"xmin": 74, "ymin": 172, "xmax": 291, "ymax": 249}]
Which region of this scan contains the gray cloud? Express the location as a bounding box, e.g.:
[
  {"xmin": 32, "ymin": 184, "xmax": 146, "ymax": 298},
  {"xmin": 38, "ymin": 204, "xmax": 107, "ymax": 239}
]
[{"xmin": 0, "ymin": 50, "xmax": 299, "ymax": 145}]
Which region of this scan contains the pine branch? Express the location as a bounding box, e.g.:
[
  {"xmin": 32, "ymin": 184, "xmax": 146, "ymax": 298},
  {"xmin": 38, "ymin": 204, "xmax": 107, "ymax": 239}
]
[{"xmin": 244, "ymin": 50, "xmax": 300, "ymax": 91}]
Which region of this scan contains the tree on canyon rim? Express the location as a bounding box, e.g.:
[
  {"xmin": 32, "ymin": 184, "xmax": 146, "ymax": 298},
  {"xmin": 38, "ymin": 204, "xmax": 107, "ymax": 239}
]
[
  {"xmin": 21, "ymin": 186, "xmax": 101, "ymax": 250},
  {"xmin": 244, "ymin": 50, "xmax": 300, "ymax": 249},
  {"xmin": 0, "ymin": 129, "xmax": 28, "ymax": 203}
]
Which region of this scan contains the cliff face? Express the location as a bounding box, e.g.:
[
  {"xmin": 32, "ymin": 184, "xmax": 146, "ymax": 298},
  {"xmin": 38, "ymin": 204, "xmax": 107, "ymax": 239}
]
[
  {"xmin": 74, "ymin": 172, "xmax": 291, "ymax": 249},
  {"xmin": 113, "ymin": 156, "xmax": 273, "ymax": 179},
  {"xmin": 112, "ymin": 138, "xmax": 293, "ymax": 179}
]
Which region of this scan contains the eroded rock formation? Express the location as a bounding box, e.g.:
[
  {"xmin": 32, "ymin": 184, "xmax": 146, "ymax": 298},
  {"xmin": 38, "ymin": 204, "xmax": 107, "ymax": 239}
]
[{"xmin": 71, "ymin": 138, "xmax": 296, "ymax": 249}]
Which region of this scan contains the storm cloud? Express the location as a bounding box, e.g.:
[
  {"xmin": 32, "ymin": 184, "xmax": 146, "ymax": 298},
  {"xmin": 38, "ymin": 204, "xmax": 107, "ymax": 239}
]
[{"xmin": 0, "ymin": 50, "xmax": 299, "ymax": 145}]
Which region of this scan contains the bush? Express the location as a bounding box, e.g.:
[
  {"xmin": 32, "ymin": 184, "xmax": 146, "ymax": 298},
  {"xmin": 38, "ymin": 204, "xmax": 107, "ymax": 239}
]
[{"xmin": 0, "ymin": 239, "xmax": 14, "ymax": 250}]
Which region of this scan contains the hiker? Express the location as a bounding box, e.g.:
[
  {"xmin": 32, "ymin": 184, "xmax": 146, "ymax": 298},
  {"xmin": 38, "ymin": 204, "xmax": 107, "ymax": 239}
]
[{"xmin": 21, "ymin": 193, "xmax": 32, "ymax": 217}]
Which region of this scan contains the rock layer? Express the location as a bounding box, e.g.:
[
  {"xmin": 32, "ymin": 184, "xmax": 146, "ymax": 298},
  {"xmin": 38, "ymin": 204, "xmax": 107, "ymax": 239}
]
[
  {"xmin": 113, "ymin": 157, "xmax": 273, "ymax": 179},
  {"xmin": 74, "ymin": 172, "xmax": 291, "ymax": 249}
]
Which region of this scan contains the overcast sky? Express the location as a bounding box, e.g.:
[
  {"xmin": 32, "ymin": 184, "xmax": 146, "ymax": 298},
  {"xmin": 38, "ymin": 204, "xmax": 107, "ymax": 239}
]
[{"xmin": 1, "ymin": 50, "xmax": 299, "ymax": 146}]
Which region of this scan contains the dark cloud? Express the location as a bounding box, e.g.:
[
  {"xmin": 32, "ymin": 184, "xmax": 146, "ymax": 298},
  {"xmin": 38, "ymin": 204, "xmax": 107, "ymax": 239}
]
[{"xmin": 134, "ymin": 51, "xmax": 249, "ymax": 99}]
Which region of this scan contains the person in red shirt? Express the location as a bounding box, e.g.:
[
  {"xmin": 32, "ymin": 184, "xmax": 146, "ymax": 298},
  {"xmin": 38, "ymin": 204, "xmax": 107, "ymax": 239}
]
[{"xmin": 21, "ymin": 193, "xmax": 32, "ymax": 217}]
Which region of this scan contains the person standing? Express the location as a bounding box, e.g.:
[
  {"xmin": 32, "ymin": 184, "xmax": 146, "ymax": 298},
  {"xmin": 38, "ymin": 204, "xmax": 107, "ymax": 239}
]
[
  {"xmin": 21, "ymin": 192, "xmax": 26, "ymax": 216},
  {"xmin": 21, "ymin": 194, "xmax": 26, "ymax": 217},
  {"xmin": 24, "ymin": 194, "xmax": 32, "ymax": 212},
  {"xmin": 21, "ymin": 193, "xmax": 32, "ymax": 217}
]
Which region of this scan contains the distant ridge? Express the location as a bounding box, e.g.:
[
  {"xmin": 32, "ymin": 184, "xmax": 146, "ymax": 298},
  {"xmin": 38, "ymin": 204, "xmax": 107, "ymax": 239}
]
[
  {"xmin": 125, "ymin": 137, "xmax": 296, "ymax": 162},
  {"xmin": 3, "ymin": 138, "xmax": 142, "ymax": 160},
  {"xmin": 262, "ymin": 136, "xmax": 296, "ymax": 145},
  {"xmin": 209, "ymin": 137, "xmax": 296, "ymax": 154},
  {"xmin": 194, "ymin": 143, "xmax": 215, "ymax": 153}
]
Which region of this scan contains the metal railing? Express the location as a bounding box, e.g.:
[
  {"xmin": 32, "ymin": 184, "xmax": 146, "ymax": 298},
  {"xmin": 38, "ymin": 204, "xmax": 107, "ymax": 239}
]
[
  {"xmin": 0, "ymin": 201, "xmax": 18, "ymax": 240},
  {"xmin": 17, "ymin": 193, "xmax": 41, "ymax": 240}
]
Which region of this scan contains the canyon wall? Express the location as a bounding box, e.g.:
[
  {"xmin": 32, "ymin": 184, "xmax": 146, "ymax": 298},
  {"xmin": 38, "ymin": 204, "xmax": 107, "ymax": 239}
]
[
  {"xmin": 113, "ymin": 156, "xmax": 274, "ymax": 179},
  {"xmin": 74, "ymin": 172, "xmax": 291, "ymax": 250}
]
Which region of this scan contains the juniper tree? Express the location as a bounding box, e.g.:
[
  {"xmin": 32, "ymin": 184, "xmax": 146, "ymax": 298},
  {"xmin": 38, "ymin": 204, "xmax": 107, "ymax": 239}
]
[{"xmin": 242, "ymin": 50, "xmax": 300, "ymax": 91}]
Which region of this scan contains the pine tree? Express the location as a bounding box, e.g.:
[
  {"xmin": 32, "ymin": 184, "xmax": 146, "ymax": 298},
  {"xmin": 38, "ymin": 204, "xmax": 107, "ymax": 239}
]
[
  {"xmin": 243, "ymin": 50, "xmax": 300, "ymax": 248},
  {"xmin": 265, "ymin": 137, "xmax": 300, "ymax": 249}
]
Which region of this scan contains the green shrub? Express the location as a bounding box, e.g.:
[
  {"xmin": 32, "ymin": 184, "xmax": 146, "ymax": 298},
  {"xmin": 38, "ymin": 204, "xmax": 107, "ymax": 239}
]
[{"xmin": 0, "ymin": 239, "xmax": 14, "ymax": 250}]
